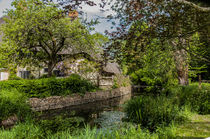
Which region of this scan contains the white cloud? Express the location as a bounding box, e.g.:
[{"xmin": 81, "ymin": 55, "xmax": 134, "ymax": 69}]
[
  {"xmin": 81, "ymin": 0, "xmax": 115, "ymax": 17},
  {"xmin": 0, "ymin": 0, "xmax": 116, "ymax": 33},
  {"xmin": 80, "ymin": 0, "xmax": 116, "ymax": 33},
  {"xmin": 0, "ymin": 0, "xmax": 13, "ymax": 17}
]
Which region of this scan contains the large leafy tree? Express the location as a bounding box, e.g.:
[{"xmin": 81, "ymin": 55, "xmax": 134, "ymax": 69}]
[
  {"xmin": 104, "ymin": 0, "xmax": 210, "ymax": 85},
  {"xmin": 0, "ymin": 0, "xmax": 103, "ymax": 76}
]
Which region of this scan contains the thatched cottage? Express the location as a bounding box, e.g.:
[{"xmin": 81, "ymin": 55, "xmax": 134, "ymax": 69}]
[{"xmin": 0, "ymin": 16, "xmax": 121, "ymax": 88}]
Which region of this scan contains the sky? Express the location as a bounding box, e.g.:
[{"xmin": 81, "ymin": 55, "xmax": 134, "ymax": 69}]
[
  {"xmin": 0, "ymin": 0, "xmax": 115, "ymax": 33},
  {"xmin": 0, "ymin": 0, "xmax": 12, "ymax": 17}
]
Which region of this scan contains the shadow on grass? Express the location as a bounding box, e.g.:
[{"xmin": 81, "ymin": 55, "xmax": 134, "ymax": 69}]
[
  {"xmin": 176, "ymin": 137, "xmax": 206, "ymax": 139},
  {"xmin": 192, "ymin": 122, "xmax": 210, "ymax": 124}
]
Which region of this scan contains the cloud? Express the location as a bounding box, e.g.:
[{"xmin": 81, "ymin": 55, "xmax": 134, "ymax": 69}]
[
  {"xmin": 0, "ymin": 0, "xmax": 13, "ymax": 17},
  {"xmin": 0, "ymin": 0, "xmax": 116, "ymax": 33},
  {"xmin": 80, "ymin": 0, "xmax": 117, "ymax": 33},
  {"xmin": 79, "ymin": 0, "xmax": 115, "ymax": 17}
]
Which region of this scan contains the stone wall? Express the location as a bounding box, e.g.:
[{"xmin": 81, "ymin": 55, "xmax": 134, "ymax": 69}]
[{"xmin": 29, "ymin": 86, "xmax": 131, "ymax": 111}]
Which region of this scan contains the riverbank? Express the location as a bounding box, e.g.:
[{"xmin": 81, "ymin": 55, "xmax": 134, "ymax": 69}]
[
  {"xmin": 29, "ymin": 86, "xmax": 131, "ymax": 111},
  {"xmin": 0, "ymin": 83, "xmax": 209, "ymax": 139}
]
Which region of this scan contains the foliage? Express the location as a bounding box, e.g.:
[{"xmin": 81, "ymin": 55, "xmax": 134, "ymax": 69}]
[
  {"xmin": 112, "ymin": 74, "xmax": 131, "ymax": 89},
  {"xmin": 0, "ymin": 89, "xmax": 31, "ymax": 122},
  {"xmin": 0, "ymin": 122, "xmax": 177, "ymax": 139},
  {"xmin": 106, "ymin": 0, "xmax": 210, "ymax": 86},
  {"xmin": 2, "ymin": 114, "xmax": 209, "ymax": 139},
  {"xmin": 124, "ymin": 95, "xmax": 190, "ymax": 131},
  {"xmin": 0, "ymin": 74, "xmax": 97, "ymax": 98},
  {"xmin": 38, "ymin": 116, "xmax": 84, "ymax": 135},
  {"xmin": 127, "ymin": 39, "xmax": 176, "ymax": 92},
  {"xmin": 8, "ymin": 73, "xmax": 23, "ymax": 80},
  {"xmin": 169, "ymin": 83, "xmax": 210, "ymax": 114},
  {"xmin": 188, "ymin": 33, "xmax": 208, "ymax": 80},
  {"xmin": 0, "ymin": 0, "xmax": 103, "ymax": 76},
  {"xmin": 0, "ymin": 121, "xmax": 43, "ymax": 139},
  {"xmin": 107, "ymin": 0, "xmax": 210, "ymax": 44}
]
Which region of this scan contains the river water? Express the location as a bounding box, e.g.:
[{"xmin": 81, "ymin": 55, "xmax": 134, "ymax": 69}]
[{"xmin": 39, "ymin": 93, "xmax": 132, "ymax": 129}]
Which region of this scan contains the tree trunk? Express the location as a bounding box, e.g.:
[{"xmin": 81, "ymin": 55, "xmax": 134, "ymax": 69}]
[
  {"xmin": 177, "ymin": 64, "xmax": 189, "ymax": 85},
  {"xmin": 198, "ymin": 74, "xmax": 201, "ymax": 89},
  {"xmin": 174, "ymin": 49, "xmax": 189, "ymax": 86},
  {"xmin": 48, "ymin": 62, "xmax": 54, "ymax": 77}
]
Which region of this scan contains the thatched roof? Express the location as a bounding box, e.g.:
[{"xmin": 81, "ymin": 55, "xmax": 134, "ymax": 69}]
[
  {"xmin": 103, "ymin": 62, "xmax": 121, "ymax": 74},
  {"xmin": 58, "ymin": 47, "xmax": 102, "ymax": 61}
]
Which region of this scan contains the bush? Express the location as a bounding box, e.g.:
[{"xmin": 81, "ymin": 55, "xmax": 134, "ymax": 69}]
[
  {"xmin": 0, "ymin": 74, "xmax": 97, "ymax": 98},
  {"xmin": 0, "ymin": 89, "xmax": 31, "ymax": 122},
  {"xmin": 112, "ymin": 74, "xmax": 131, "ymax": 89},
  {"xmin": 124, "ymin": 96, "xmax": 190, "ymax": 131},
  {"xmin": 169, "ymin": 83, "xmax": 210, "ymax": 114},
  {"xmin": 8, "ymin": 73, "xmax": 22, "ymax": 80},
  {"xmin": 130, "ymin": 62, "xmax": 177, "ymax": 94}
]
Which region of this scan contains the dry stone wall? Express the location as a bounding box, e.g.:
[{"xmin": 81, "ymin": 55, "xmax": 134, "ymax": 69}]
[{"xmin": 29, "ymin": 86, "xmax": 131, "ymax": 111}]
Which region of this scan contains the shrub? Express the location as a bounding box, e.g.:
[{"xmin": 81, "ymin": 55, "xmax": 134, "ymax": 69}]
[
  {"xmin": 0, "ymin": 74, "xmax": 97, "ymax": 98},
  {"xmin": 0, "ymin": 89, "xmax": 31, "ymax": 122},
  {"xmin": 8, "ymin": 73, "xmax": 22, "ymax": 80},
  {"xmin": 169, "ymin": 83, "xmax": 210, "ymax": 114},
  {"xmin": 39, "ymin": 74, "xmax": 49, "ymax": 79},
  {"xmin": 124, "ymin": 96, "xmax": 190, "ymax": 131},
  {"xmin": 130, "ymin": 65, "xmax": 177, "ymax": 94},
  {"xmin": 112, "ymin": 74, "xmax": 131, "ymax": 89}
]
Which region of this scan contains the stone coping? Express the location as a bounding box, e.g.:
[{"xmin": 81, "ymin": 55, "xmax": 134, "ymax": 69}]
[{"xmin": 29, "ymin": 86, "xmax": 131, "ymax": 111}]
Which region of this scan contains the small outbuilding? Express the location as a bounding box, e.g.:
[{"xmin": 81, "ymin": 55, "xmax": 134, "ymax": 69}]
[{"xmin": 0, "ymin": 68, "xmax": 9, "ymax": 81}]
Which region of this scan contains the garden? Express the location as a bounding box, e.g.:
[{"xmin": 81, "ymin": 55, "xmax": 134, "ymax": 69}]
[
  {"xmin": 0, "ymin": 77, "xmax": 209, "ymax": 138},
  {"xmin": 0, "ymin": 0, "xmax": 210, "ymax": 139}
]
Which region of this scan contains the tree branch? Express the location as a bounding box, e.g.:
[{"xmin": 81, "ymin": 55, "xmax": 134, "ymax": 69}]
[
  {"xmin": 55, "ymin": 37, "xmax": 66, "ymax": 54},
  {"xmin": 38, "ymin": 40, "xmax": 51, "ymax": 57},
  {"xmin": 175, "ymin": 0, "xmax": 210, "ymax": 12},
  {"xmin": 62, "ymin": 51, "xmax": 97, "ymax": 62}
]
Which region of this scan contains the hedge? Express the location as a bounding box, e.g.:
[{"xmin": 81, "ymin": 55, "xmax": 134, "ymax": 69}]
[{"xmin": 0, "ymin": 74, "xmax": 97, "ymax": 98}]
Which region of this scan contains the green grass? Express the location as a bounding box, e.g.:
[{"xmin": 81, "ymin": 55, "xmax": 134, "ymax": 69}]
[
  {"xmin": 0, "ymin": 123, "xmax": 177, "ymax": 139},
  {"xmin": 2, "ymin": 115, "xmax": 209, "ymax": 139},
  {"xmin": 176, "ymin": 114, "xmax": 210, "ymax": 138}
]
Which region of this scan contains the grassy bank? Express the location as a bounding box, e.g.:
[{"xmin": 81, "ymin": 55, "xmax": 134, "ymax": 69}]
[
  {"xmin": 1, "ymin": 114, "xmax": 209, "ymax": 139},
  {"xmin": 0, "ymin": 83, "xmax": 209, "ymax": 139},
  {"xmin": 0, "ymin": 122, "xmax": 177, "ymax": 139},
  {"xmin": 176, "ymin": 114, "xmax": 210, "ymax": 138}
]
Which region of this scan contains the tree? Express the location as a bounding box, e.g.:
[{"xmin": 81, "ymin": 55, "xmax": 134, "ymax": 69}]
[
  {"xmin": 108, "ymin": 23, "xmax": 176, "ymax": 91},
  {"xmin": 104, "ymin": 0, "xmax": 210, "ymax": 85},
  {"xmin": 0, "ymin": 0, "xmax": 103, "ymax": 77}
]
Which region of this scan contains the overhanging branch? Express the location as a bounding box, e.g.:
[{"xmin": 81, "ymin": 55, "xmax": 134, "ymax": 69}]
[{"xmin": 176, "ymin": 0, "xmax": 210, "ymax": 12}]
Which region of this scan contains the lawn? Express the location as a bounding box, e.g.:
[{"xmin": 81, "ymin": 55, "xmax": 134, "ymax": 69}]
[{"xmin": 176, "ymin": 114, "xmax": 210, "ymax": 138}]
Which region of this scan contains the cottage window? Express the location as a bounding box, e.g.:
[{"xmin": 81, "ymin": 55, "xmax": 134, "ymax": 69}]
[
  {"xmin": 44, "ymin": 68, "xmax": 48, "ymax": 73},
  {"xmin": 19, "ymin": 71, "xmax": 30, "ymax": 79}
]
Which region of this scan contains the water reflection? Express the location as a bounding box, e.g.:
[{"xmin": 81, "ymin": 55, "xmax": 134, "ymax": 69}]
[{"xmin": 39, "ymin": 93, "xmax": 131, "ymax": 123}]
